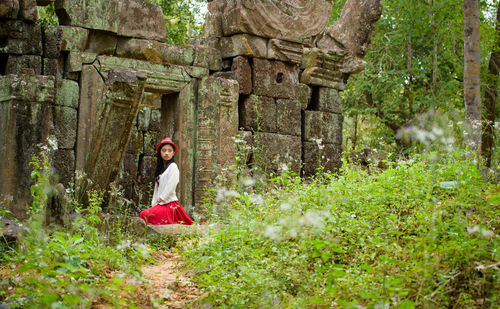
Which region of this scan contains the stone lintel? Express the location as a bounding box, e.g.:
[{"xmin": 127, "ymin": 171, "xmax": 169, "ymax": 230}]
[
  {"xmin": 96, "ymin": 56, "xmax": 195, "ymax": 94},
  {"xmin": 220, "ymin": 34, "xmax": 267, "ymax": 59},
  {"xmin": 300, "ymin": 67, "xmax": 345, "ymax": 90}
]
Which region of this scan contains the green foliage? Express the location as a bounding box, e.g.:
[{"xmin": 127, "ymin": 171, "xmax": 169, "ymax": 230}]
[
  {"xmin": 38, "ymin": 3, "xmax": 58, "ymax": 26},
  {"xmin": 147, "ymin": 0, "xmax": 206, "ymax": 45},
  {"xmin": 182, "ymin": 153, "xmax": 499, "ymax": 308},
  {"xmin": 0, "ymin": 150, "xmax": 150, "ymax": 308}
]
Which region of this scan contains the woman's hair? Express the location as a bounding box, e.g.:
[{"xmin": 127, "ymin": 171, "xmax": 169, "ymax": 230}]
[{"xmin": 154, "ymin": 144, "xmax": 175, "ymax": 183}]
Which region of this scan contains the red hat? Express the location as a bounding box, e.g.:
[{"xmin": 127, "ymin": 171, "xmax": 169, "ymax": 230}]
[{"xmin": 155, "ymin": 137, "xmax": 178, "ymax": 154}]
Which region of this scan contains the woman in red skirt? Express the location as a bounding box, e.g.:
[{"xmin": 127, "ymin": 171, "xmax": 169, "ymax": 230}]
[{"xmin": 139, "ymin": 137, "xmax": 193, "ymax": 225}]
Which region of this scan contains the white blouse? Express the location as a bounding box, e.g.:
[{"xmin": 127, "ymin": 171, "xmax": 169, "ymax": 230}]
[{"xmin": 151, "ymin": 163, "xmax": 179, "ymax": 206}]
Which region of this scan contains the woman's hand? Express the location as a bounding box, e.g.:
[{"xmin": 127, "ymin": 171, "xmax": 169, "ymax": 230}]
[{"xmin": 158, "ymin": 197, "xmax": 165, "ymax": 203}]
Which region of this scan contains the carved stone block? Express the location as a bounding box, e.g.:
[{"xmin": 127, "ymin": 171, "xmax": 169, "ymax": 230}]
[
  {"xmin": 303, "ymin": 110, "xmax": 343, "ymax": 145},
  {"xmin": 52, "ymin": 105, "xmax": 77, "ymax": 149},
  {"xmin": 53, "ymin": 149, "xmax": 76, "ymax": 184},
  {"xmin": 298, "ymin": 83, "xmax": 312, "ymax": 110},
  {"xmin": 219, "ymin": 0, "xmax": 332, "ymax": 43},
  {"xmin": 300, "ymin": 67, "xmax": 344, "ymax": 90},
  {"xmin": 60, "ymin": 26, "xmax": 89, "ymax": 52},
  {"xmin": 65, "ymin": 52, "xmax": 97, "ymax": 72},
  {"xmin": 220, "ymin": 34, "xmax": 267, "ymax": 59},
  {"xmin": 19, "ymin": 0, "xmax": 38, "ymax": 22},
  {"xmin": 276, "ymin": 98, "xmax": 301, "ymax": 136},
  {"xmin": 43, "ymin": 57, "xmax": 64, "ymax": 78},
  {"xmin": 55, "ymin": 0, "xmax": 166, "ymax": 42},
  {"xmin": 86, "ymin": 31, "xmax": 117, "ymax": 55},
  {"xmin": 303, "ymin": 141, "xmax": 342, "ymax": 177},
  {"xmin": 267, "ymin": 39, "xmax": 304, "ymax": 64},
  {"xmin": 0, "ymin": 0, "xmax": 19, "ymax": 19},
  {"xmin": 193, "ymin": 44, "xmax": 222, "ymax": 71},
  {"xmin": 56, "ymin": 79, "xmax": 79, "ymax": 108},
  {"xmin": 253, "ymin": 132, "xmax": 301, "ymax": 173},
  {"xmin": 253, "ymin": 58, "xmax": 298, "ymax": 99},
  {"xmin": 160, "ymin": 44, "xmax": 194, "ymax": 66},
  {"xmin": 97, "ymin": 56, "xmax": 197, "ymax": 94},
  {"xmin": 116, "ymin": 38, "xmax": 163, "ymax": 63},
  {"xmin": 316, "ymin": 87, "xmax": 342, "ymax": 114},
  {"xmin": 43, "ymin": 26, "xmax": 63, "ymax": 59},
  {"xmin": 0, "ymin": 20, "xmax": 42, "ymax": 55},
  {"xmin": 231, "ymin": 56, "xmax": 252, "ymax": 95},
  {"xmin": 239, "ymin": 95, "xmax": 276, "ymax": 133},
  {"xmin": 5, "ymin": 55, "xmax": 42, "ymax": 75}
]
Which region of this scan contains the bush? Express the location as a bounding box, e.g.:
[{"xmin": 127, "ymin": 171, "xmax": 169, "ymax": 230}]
[{"xmin": 182, "ymin": 153, "xmax": 499, "ymax": 308}]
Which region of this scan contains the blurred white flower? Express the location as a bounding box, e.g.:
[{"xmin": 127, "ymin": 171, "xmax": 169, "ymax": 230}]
[
  {"xmin": 249, "ymin": 194, "xmax": 264, "ymax": 205},
  {"xmin": 264, "ymin": 225, "xmax": 281, "ymax": 241}
]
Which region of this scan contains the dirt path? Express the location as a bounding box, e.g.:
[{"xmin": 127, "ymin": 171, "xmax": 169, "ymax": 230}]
[{"xmin": 132, "ymin": 250, "xmax": 204, "ymax": 308}]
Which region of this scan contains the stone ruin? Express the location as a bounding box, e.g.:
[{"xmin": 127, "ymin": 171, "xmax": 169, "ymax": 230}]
[{"xmin": 0, "ymin": 0, "xmax": 382, "ymax": 219}]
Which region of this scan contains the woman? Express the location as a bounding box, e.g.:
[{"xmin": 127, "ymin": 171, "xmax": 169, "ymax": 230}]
[{"xmin": 139, "ymin": 137, "xmax": 193, "ymax": 225}]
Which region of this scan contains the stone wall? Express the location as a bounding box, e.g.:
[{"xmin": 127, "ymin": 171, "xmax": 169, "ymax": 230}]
[{"xmin": 0, "ymin": 0, "xmax": 380, "ymax": 219}]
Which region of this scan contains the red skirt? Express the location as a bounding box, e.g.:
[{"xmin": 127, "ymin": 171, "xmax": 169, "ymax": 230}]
[{"xmin": 139, "ymin": 201, "xmax": 193, "ymax": 225}]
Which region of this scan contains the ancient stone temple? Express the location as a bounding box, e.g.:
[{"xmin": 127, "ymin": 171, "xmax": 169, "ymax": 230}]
[{"xmin": 0, "ymin": 0, "xmax": 381, "ymax": 218}]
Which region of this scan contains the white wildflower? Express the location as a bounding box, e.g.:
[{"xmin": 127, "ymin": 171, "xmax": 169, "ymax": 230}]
[{"xmin": 264, "ymin": 225, "xmax": 281, "ymax": 241}]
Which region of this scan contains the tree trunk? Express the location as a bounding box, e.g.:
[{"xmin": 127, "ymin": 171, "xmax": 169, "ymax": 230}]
[
  {"xmin": 427, "ymin": 0, "xmax": 438, "ymax": 101},
  {"xmin": 463, "ymin": 0, "xmax": 482, "ymax": 151},
  {"xmin": 481, "ymin": 0, "xmax": 500, "ymax": 167},
  {"xmin": 352, "ymin": 113, "xmax": 358, "ymax": 150}
]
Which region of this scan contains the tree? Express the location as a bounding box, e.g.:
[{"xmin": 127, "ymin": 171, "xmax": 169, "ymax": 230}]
[
  {"xmin": 463, "ymin": 0, "xmax": 482, "ymax": 150},
  {"xmin": 481, "ymin": 0, "xmax": 500, "ymax": 167}
]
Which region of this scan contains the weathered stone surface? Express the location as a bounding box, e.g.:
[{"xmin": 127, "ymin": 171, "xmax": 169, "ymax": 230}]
[
  {"xmin": 317, "ymin": 0, "xmax": 383, "ymax": 58},
  {"xmin": 302, "ymin": 48, "xmax": 366, "ymax": 74},
  {"xmin": 43, "ymin": 26, "xmax": 62, "ymax": 58},
  {"xmin": 254, "ymin": 132, "xmax": 301, "ymax": 173},
  {"xmin": 195, "ymin": 76, "xmax": 239, "ymax": 206},
  {"xmin": 56, "ymin": 79, "xmax": 79, "ymax": 108},
  {"xmin": 76, "ymin": 65, "xmax": 105, "ymax": 170},
  {"xmin": 253, "ymin": 58, "xmax": 298, "ymax": 99},
  {"xmin": 19, "ymin": 0, "xmax": 38, "ymax": 22},
  {"xmin": 276, "ymin": 98, "xmax": 301, "ymax": 136},
  {"xmin": 315, "ymin": 87, "xmax": 342, "ymax": 113},
  {"xmin": 300, "ymin": 67, "xmax": 344, "ymax": 90},
  {"xmin": 202, "ymin": 11, "xmax": 223, "ymax": 38},
  {"xmin": 5, "ymin": 54, "xmax": 42, "ymax": 75},
  {"xmin": 303, "ymin": 141, "xmax": 342, "ymax": 176},
  {"xmin": 43, "ymin": 57, "xmax": 64, "ymax": 78},
  {"xmin": 298, "ymin": 83, "xmax": 312, "ymax": 110},
  {"xmin": 231, "ymin": 56, "xmax": 252, "ymax": 95},
  {"xmin": 0, "ymin": 20, "xmax": 42, "ymax": 55},
  {"xmin": 53, "ymin": 149, "xmax": 75, "ymax": 184},
  {"xmin": 140, "ymin": 91, "xmax": 162, "ymax": 109},
  {"xmin": 218, "ymin": 0, "xmax": 332, "ymax": 43},
  {"xmin": 116, "ymin": 38, "xmax": 163, "ymax": 63},
  {"xmin": 0, "ymin": 74, "xmax": 55, "ymax": 103},
  {"xmin": 220, "ymin": 34, "xmax": 267, "ymax": 59},
  {"xmin": 303, "ymin": 111, "xmax": 343, "ymax": 144},
  {"xmin": 268, "ymin": 39, "xmax": 304, "ymax": 64},
  {"xmin": 65, "ymin": 52, "xmax": 97, "ymax": 72},
  {"xmin": 97, "ymin": 56, "xmax": 194, "ymax": 94},
  {"xmin": 86, "ymin": 31, "xmax": 117, "ymax": 55},
  {"xmin": 0, "ymin": 0, "xmax": 19, "ymax": 19},
  {"xmin": 55, "ymin": 0, "xmax": 166, "ymax": 42},
  {"xmin": 0, "ymin": 74, "xmax": 56, "ymax": 219},
  {"xmin": 60, "ymin": 26, "xmax": 89, "ymax": 52},
  {"xmin": 84, "ymin": 70, "xmax": 147, "ymax": 190},
  {"xmin": 52, "ymin": 105, "xmax": 77, "ymax": 149},
  {"xmin": 239, "ymin": 95, "xmax": 276, "ymax": 133},
  {"xmin": 160, "ymin": 44, "xmax": 194, "ymax": 66},
  {"xmin": 193, "ymin": 45, "xmax": 222, "ymax": 71}
]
